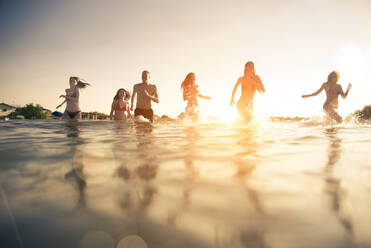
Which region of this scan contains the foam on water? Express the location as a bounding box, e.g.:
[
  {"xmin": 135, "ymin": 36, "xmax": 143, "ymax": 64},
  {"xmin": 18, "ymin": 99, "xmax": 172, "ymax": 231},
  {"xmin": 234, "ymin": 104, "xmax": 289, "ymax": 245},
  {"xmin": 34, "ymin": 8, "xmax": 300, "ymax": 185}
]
[{"xmin": 0, "ymin": 119, "xmax": 370, "ymax": 248}]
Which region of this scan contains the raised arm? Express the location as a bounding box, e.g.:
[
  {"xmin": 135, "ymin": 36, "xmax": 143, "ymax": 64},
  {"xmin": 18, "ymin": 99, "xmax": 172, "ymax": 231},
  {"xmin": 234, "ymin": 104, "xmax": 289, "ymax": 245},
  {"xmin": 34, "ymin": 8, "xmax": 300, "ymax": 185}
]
[
  {"xmin": 340, "ymin": 83, "xmax": 352, "ymax": 99},
  {"xmin": 302, "ymin": 84, "xmax": 324, "ymax": 98},
  {"xmin": 230, "ymin": 79, "xmax": 241, "ymax": 106},
  {"xmin": 130, "ymin": 85, "xmax": 137, "ymax": 111}
]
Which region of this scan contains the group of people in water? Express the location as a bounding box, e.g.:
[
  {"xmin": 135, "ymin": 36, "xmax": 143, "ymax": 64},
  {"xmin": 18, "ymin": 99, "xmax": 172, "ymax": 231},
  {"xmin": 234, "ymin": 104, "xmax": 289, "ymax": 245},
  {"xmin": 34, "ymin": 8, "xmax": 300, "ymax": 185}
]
[{"xmin": 57, "ymin": 61, "xmax": 352, "ymax": 123}]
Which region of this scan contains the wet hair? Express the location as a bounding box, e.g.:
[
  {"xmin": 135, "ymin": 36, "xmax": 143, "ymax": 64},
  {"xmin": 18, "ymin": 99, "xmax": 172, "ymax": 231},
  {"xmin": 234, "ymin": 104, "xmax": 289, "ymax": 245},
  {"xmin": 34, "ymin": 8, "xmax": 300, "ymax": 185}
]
[
  {"xmin": 181, "ymin": 72, "xmax": 196, "ymax": 89},
  {"xmin": 113, "ymin": 88, "xmax": 130, "ymax": 101},
  {"xmin": 244, "ymin": 61, "xmax": 255, "ymax": 75},
  {"xmin": 327, "ymin": 71, "xmax": 340, "ymax": 84},
  {"xmin": 70, "ymin": 76, "xmax": 91, "ymax": 89}
]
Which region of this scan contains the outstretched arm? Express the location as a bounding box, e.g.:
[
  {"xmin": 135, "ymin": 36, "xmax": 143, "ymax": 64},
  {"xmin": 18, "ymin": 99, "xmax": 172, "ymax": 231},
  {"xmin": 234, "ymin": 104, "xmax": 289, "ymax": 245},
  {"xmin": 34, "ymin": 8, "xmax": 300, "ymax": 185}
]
[
  {"xmin": 340, "ymin": 83, "xmax": 352, "ymax": 99},
  {"xmin": 56, "ymin": 99, "xmax": 67, "ymax": 109},
  {"xmin": 230, "ymin": 79, "xmax": 241, "ymax": 106},
  {"xmin": 198, "ymin": 93, "xmax": 211, "ymax": 100},
  {"xmin": 131, "ymin": 86, "xmax": 137, "ymax": 111},
  {"xmin": 302, "ymin": 84, "xmax": 324, "ymax": 98}
]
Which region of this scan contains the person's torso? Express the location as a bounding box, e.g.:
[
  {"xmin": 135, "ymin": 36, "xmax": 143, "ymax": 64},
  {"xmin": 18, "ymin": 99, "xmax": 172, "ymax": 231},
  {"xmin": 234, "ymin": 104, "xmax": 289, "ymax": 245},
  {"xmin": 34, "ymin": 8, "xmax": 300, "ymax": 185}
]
[
  {"xmin": 115, "ymin": 100, "xmax": 129, "ymax": 112},
  {"xmin": 182, "ymin": 83, "xmax": 198, "ymax": 105},
  {"xmin": 240, "ymin": 76, "xmax": 258, "ymax": 101},
  {"xmin": 324, "ymin": 83, "xmax": 340, "ymax": 107},
  {"xmin": 65, "ymin": 88, "xmax": 80, "ymax": 111},
  {"xmin": 135, "ymin": 83, "xmax": 155, "ymax": 109}
]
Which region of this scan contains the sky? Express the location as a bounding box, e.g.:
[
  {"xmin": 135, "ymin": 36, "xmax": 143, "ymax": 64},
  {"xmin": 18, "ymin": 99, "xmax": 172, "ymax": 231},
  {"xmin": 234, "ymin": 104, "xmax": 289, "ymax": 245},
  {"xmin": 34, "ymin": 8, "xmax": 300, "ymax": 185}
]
[{"xmin": 1, "ymin": 0, "xmax": 370, "ymax": 118}]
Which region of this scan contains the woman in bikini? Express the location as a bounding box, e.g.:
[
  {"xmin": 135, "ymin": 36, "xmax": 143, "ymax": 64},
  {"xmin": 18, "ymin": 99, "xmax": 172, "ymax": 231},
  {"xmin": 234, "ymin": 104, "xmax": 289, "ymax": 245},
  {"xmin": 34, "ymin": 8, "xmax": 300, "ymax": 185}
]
[
  {"xmin": 181, "ymin": 72, "xmax": 211, "ymax": 120},
  {"xmin": 57, "ymin": 76, "xmax": 90, "ymax": 120},
  {"xmin": 110, "ymin": 88, "xmax": 132, "ymax": 121},
  {"xmin": 302, "ymin": 71, "xmax": 352, "ymax": 123},
  {"xmin": 230, "ymin": 62, "xmax": 265, "ymax": 122}
]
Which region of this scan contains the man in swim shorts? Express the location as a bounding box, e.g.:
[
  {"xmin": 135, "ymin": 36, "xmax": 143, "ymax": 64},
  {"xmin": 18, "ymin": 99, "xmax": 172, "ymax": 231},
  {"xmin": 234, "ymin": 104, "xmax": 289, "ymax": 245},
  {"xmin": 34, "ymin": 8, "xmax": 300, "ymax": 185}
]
[{"xmin": 131, "ymin": 70, "xmax": 159, "ymax": 122}]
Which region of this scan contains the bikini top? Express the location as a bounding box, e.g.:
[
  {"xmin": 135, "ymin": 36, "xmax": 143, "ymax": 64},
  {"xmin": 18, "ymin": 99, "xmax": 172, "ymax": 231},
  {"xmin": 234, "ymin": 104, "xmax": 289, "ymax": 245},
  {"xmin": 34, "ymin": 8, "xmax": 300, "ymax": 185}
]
[
  {"xmin": 182, "ymin": 83, "xmax": 198, "ymax": 101},
  {"xmin": 115, "ymin": 101, "xmax": 129, "ymax": 111},
  {"xmin": 66, "ymin": 89, "xmax": 77, "ymax": 98}
]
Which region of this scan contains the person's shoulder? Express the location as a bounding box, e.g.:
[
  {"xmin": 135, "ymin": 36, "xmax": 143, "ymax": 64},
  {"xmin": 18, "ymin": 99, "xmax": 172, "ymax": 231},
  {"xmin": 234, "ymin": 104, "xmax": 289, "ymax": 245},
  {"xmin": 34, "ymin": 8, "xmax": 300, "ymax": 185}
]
[
  {"xmin": 149, "ymin": 83, "xmax": 157, "ymax": 89},
  {"xmin": 237, "ymin": 76, "xmax": 245, "ymax": 82},
  {"xmin": 336, "ymin": 83, "xmax": 343, "ymax": 90}
]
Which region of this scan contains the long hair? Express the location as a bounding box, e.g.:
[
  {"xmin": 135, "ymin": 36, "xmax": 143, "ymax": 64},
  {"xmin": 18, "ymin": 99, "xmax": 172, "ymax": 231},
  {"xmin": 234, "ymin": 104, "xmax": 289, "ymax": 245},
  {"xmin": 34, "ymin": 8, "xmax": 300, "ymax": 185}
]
[
  {"xmin": 181, "ymin": 72, "xmax": 196, "ymax": 89},
  {"xmin": 244, "ymin": 61, "xmax": 255, "ymax": 76},
  {"xmin": 113, "ymin": 88, "xmax": 130, "ymax": 101},
  {"xmin": 326, "ymin": 71, "xmax": 340, "ymax": 84},
  {"xmin": 70, "ymin": 76, "xmax": 91, "ymax": 89}
]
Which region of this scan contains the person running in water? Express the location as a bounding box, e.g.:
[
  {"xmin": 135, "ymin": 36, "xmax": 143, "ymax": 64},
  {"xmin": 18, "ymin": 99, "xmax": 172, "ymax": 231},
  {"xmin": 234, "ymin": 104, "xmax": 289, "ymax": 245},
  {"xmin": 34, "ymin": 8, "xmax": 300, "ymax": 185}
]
[
  {"xmin": 131, "ymin": 70, "xmax": 159, "ymax": 123},
  {"xmin": 57, "ymin": 76, "xmax": 90, "ymax": 120},
  {"xmin": 302, "ymin": 71, "xmax": 352, "ymax": 123},
  {"xmin": 181, "ymin": 72, "xmax": 211, "ymax": 120},
  {"xmin": 110, "ymin": 88, "xmax": 132, "ymax": 121},
  {"xmin": 230, "ymin": 62, "xmax": 265, "ymax": 122}
]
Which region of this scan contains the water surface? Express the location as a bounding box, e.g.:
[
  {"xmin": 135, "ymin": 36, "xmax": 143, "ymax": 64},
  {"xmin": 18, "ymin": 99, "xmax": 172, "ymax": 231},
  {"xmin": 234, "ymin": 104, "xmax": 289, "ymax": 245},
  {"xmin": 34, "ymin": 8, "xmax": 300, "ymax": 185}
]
[{"xmin": 0, "ymin": 120, "xmax": 370, "ymax": 248}]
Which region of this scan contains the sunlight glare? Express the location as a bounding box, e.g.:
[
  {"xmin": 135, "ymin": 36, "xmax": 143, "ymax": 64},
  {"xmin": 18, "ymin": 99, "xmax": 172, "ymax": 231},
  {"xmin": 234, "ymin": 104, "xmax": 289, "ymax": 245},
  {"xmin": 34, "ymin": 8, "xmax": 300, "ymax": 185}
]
[
  {"xmin": 333, "ymin": 44, "xmax": 363, "ymax": 82},
  {"xmin": 202, "ymin": 101, "xmax": 239, "ymax": 123}
]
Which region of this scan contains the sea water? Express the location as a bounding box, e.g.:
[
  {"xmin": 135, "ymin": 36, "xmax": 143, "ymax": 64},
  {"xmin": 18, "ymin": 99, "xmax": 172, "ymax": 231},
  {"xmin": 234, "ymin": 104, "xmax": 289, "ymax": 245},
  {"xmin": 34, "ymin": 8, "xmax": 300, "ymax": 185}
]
[{"xmin": 0, "ymin": 120, "xmax": 370, "ymax": 248}]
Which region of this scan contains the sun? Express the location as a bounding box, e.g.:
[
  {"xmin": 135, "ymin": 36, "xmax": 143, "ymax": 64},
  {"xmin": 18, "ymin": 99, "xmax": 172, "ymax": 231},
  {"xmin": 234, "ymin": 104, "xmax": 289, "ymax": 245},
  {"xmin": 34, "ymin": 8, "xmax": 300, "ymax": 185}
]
[{"xmin": 332, "ymin": 44, "xmax": 363, "ymax": 82}]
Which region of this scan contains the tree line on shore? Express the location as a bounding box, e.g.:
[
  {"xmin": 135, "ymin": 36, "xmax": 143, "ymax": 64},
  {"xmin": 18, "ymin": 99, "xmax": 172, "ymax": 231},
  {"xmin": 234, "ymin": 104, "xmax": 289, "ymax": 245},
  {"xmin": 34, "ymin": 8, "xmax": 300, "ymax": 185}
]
[{"xmin": 3, "ymin": 103, "xmax": 371, "ymax": 122}]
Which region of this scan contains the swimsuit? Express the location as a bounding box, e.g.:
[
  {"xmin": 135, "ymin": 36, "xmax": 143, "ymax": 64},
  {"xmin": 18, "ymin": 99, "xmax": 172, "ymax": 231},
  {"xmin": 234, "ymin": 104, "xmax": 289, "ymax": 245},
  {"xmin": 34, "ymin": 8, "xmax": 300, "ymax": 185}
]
[
  {"xmin": 115, "ymin": 101, "xmax": 129, "ymax": 111},
  {"xmin": 66, "ymin": 111, "xmax": 81, "ymax": 119},
  {"xmin": 134, "ymin": 108, "xmax": 154, "ymax": 122}
]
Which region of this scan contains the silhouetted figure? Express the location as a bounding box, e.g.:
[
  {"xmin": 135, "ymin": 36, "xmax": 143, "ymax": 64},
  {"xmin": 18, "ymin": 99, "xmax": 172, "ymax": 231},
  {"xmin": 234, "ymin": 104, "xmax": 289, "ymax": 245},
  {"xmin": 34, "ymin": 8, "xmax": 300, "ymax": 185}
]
[
  {"xmin": 110, "ymin": 88, "xmax": 132, "ymax": 121},
  {"xmin": 181, "ymin": 72, "xmax": 211, "ymax": 121},
  {"xmin": 57, "ymin": 76, "xmax": 90, "ymax": 120},
  {"xmin": 230, "ymin": 62, "xmax": 265, "ymax": 122},
  {"xmin": 302, "ymin": 71, "xmax": 351, "ymax": 123},
  {"xmin": 131, "ymin": 71, "xmax": 159, "ymax": 123}
]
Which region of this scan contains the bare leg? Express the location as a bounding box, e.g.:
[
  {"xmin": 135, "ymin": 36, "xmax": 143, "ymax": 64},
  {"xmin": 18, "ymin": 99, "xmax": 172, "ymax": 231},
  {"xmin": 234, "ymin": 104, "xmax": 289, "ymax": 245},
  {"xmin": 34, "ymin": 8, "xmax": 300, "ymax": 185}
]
[
  {"xmin": 324, "ymin": 105, "xmax": 342, "ymax": 123},
  {"xmin": 63, "ymin": 111, "xmax": 71, "ymax": 120},
  {"xmin": 74, "ymin": 112, "xmax": 82, "ymax": 120},
  {"xmin": 237, "ymin": 101, "xmax": 253, "ymax": 122}
]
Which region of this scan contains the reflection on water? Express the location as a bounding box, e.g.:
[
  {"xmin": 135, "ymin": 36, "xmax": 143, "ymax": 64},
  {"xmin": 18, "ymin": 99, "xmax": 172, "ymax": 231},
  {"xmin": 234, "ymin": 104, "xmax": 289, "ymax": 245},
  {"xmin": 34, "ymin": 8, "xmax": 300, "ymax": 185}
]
[
  {"xmin": 115, "ymin": 123, "xmax": 158, "ymax": 213},
  {"xmin": 323, "ymin": 128, "xmax": 353, "ymax": 242},
  {"xmin": 0, "ymin": 120, "xmax": 370, "ymax": 248},
  {"xmin": 64, "ymin": 121, "xmax": 87, "ymax": 208},
  {"xmin": 233, "ymin": 126, "xmax": 269, "ymax": 248}
]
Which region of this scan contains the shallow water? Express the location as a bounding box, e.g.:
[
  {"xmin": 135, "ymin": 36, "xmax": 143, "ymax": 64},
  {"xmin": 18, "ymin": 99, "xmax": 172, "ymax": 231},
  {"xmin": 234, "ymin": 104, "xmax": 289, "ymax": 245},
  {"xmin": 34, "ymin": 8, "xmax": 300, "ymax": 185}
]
[{"xmin": 0, "ymin": 120, "xmax": 370, "ymax": 248}]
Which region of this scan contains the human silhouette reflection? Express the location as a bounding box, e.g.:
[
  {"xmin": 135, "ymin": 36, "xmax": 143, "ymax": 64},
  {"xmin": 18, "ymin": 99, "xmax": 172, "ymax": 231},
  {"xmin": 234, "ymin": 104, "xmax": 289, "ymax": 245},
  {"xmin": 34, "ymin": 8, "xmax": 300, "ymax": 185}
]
[
  {"xmin": 323, "ymin": 128, "xmax": 354, "ymax": 238},
  {"xmin": 63, "ymin": 121, "xmax": 87, "ymax": 208},
  {"xmin": 233, "ymin": 126, "xmax": 269, "ymax": 248},
  {"xmin": 167, "ymin": 126, "xmax": 200, "ymax": 225},
  {"xmin": 115, "ymin": 123, "xmax": 158, "ymax": 214},
  {"xmin": 234, "ymin": 126, "xmax": 264, "ymax": 214}
]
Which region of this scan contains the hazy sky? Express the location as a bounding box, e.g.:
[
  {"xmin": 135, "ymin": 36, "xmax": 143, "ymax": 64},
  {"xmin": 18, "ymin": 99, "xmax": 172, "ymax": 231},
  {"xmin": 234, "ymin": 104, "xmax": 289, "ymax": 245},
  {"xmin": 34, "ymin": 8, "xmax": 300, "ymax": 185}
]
[{"xmin": 1, "ymin": 0, "xmax": 370, "ymax": 118}]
